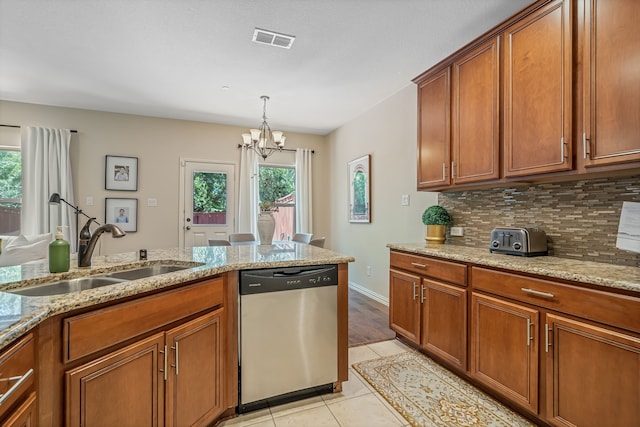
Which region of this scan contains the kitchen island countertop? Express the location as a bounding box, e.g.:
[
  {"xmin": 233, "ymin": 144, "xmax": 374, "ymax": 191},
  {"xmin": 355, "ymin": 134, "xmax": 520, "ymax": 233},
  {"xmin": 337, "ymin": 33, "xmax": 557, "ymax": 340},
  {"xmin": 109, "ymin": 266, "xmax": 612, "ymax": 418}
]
[
  {"xmin": 0, "ymin": 243, "xmax": 355, "ymax": 349},
  {"xmin": 388, "ymin": 243, "xmax": 640, "ymax": 294}
]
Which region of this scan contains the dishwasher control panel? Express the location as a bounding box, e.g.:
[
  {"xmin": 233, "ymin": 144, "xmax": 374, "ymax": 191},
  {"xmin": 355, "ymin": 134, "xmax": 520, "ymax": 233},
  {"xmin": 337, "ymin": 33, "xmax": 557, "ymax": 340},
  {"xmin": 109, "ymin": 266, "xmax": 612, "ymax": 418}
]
[{"xmin": 240, "ymin": 264, "xmax": 338, "ymax": 294}]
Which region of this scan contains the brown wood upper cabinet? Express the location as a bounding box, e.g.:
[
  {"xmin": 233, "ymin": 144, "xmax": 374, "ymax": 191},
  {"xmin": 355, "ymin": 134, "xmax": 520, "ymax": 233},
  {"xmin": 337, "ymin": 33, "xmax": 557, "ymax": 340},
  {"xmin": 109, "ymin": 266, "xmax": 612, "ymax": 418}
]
[
  {"xmin": 503, "ymin": 0, "xmax": 572, "ymax": 177},
  {"xmin": 582, "ymin": 0, "xmax": 640, "ymax": 167},
  {"xmin": 452, "ymin": 37, "xmax": 500, "ymax": 184},
  {"xmin": 416, "ymin": 36, "xmax": 500, "ymax": 190},
  {"xmin": 417, "ymin": 68, "xmax": 450, "ymax": 188}
]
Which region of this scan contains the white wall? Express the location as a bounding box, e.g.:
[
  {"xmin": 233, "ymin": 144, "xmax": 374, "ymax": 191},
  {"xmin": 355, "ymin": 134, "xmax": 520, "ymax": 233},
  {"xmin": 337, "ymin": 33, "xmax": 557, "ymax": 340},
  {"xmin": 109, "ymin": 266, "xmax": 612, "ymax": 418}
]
[
  {"xmin": 0, "ymin": 100, "xmax": 329, "ymax": 255},
  {"xmin": 327, "ymin": 85, "xmax": 437, "ymax": 303}
]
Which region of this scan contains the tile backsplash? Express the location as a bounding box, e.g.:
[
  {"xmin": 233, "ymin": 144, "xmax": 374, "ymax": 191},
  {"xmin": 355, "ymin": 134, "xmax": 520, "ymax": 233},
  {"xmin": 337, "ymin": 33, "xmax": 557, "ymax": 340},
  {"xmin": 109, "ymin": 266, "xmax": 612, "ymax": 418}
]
[{"xmin": 439, "ymin": 175, "xmax": 640, "ymax": 267}]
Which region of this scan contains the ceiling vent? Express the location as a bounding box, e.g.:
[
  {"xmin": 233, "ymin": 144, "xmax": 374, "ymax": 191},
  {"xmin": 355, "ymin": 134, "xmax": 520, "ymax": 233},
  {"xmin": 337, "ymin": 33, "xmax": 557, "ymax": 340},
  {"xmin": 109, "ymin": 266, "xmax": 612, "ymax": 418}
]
[{"xmin": 252, "ymin": 28, "xmax": 295, "ymax": 49}]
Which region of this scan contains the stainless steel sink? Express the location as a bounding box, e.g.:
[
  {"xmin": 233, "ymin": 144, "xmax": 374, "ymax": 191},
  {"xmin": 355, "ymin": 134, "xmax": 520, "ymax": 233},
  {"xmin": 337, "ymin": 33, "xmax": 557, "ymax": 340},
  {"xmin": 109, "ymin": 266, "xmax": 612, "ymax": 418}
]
[
  {"xmin": 9, "ymin": 277, "xmax": 126, "ymax": 297},
  {"xmin": 8, "ymin": 264, "xmax": 191, "ymax": 297},
  {"xmin": 102, "ymin": 265, "xmax": 190, "ymax": 280}
]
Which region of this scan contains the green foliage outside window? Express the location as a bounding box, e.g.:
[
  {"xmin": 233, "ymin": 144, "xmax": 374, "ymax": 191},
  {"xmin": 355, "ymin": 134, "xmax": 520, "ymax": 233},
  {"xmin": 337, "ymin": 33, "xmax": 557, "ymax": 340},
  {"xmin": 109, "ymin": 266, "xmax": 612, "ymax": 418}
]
[
  {"xmin": 0, "ymin": 150, "xmax": 21, "ymax": 207},
  {"xmin": 259, "ymin": 166, "xmax": 295, "ymax": 203},
  {"xmin": 193, "ymin": 172, "xmax": 227, "ymax": 212}
]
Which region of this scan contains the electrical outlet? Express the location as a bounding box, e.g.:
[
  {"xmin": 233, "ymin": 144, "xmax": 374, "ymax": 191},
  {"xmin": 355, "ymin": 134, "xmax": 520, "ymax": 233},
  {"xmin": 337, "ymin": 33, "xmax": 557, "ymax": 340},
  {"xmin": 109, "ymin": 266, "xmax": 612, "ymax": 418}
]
[
  {"xmin": 450, "ymin": 226, "xmax": 464, "ymax": 236},
  {"xmin": 86, "ymin": 196, "xmax": 93, "ymax": 206},
  {"xmin": 401, "ymin": 194, "xmax": 410, "ymax": 206},
  {"xmin": 366, "ymin": 265, "xmax": 372, "ymax": 276},
  {"xmin": 147, "ymin": 198, "xmax": 158, "ymax": 207}
]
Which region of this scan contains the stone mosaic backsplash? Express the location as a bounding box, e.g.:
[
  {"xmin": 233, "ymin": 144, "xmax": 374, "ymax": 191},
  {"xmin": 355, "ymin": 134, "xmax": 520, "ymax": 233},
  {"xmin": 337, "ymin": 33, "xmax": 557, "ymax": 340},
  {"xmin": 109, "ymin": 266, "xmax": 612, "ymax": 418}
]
[{"xmin": 439, "ymin": 175, "xmax": 640, "ymax": 267}]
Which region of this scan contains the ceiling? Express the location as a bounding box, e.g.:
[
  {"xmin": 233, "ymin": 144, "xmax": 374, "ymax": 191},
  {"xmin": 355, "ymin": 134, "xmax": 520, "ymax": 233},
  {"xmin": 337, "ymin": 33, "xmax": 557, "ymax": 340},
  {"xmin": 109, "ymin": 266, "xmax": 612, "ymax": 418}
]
[{"xmin": 0, "ymin": 0, "xmax": 535, "ymax": 135}]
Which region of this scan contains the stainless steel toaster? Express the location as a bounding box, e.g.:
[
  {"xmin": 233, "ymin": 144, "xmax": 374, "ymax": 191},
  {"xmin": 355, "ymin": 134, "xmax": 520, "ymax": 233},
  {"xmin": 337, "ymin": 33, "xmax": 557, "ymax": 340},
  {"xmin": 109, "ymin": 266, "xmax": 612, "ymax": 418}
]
[{"xmin": 490, "ymin": 227, "xmax": 548, "ymax": 256}]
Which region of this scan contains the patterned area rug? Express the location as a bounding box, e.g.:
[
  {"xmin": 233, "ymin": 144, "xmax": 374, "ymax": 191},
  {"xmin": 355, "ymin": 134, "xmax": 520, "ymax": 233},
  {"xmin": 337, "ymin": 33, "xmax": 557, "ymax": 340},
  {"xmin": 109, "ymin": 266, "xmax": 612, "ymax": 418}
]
[{"xmin": 352, "ymin": 351, "xmax": 536, "ymax": 427}]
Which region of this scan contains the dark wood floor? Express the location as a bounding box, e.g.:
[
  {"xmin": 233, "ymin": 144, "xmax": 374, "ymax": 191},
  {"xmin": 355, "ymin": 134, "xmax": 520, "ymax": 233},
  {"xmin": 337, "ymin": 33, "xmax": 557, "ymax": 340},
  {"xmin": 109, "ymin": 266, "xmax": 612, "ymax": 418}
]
[{"xmin": 348, "ymin": 288, "xmax": 396, "ymax": 347}]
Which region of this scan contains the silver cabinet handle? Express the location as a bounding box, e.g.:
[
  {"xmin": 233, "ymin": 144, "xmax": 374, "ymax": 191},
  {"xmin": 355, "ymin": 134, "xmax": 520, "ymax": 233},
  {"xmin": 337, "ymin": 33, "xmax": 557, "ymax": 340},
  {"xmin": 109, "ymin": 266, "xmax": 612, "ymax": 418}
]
[
  {"xmin": 0, "ymin": 368, "xmax": 33, "ymax": 406},
  {"xmin": 442, "ymin": 163, "xmax": 446, "ymax": 181},
  {"xmin": 451, "ymin": 161, "xmax": 456, "ymax": 180},
  {"xmin": 545, "ymin": 323, "xmax": 552, "ymax": 353},
  {"xmin": 411, "ymin": 262, "xmax": 427, "ymax": 269},
  {"xmin": 560, "ymin": 137, "xmax": 566, "ymax": 162},
  {"xmin": 160, "ymin": 344, "xmax": 167, "ymax": 381},
  {"xmin": 521, "ymin": 288, "xmax": 555, "ymax": 299},
  {"xmin": 172, "ymin": 342, "xmax": 179, "ymax": 376},
  {"xmin": 412, "ymin": 282, "xmax": 417, "ymax": 300},
  {"xmin": 526, "ymin": 319, "xmax": 533, "ymax": 347},
  {"xmin": 583, "ymin": 132, "xmax": 588, "ymax": 159},
  {"xmin": 420, "ymin": 285, "xmax": 426, "ymax": 304}
]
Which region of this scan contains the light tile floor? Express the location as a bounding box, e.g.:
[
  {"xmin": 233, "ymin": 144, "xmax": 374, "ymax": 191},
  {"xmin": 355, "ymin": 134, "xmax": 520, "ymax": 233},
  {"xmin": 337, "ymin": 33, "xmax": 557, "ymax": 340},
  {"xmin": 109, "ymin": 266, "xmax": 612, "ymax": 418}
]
[{"xmin": 220, "ymin": 339, "xmax": 412, "ymax": 427}]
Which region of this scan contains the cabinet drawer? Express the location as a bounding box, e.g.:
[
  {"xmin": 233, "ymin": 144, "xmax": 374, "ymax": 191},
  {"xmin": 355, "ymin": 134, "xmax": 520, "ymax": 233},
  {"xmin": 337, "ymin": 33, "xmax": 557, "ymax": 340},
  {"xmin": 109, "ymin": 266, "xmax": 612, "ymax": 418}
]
[
  {"xmin": 0, "ymin": 334, "xmax": 34, "ymax": 420},
  {"xmin": 63, "ymin": 277, "xmax": 224, "ymax": 362},
  {"xmin": 471, "ymin": 267, "xmax": 640, "ymax": 333},
  {"xmin": 390, "ymin": 251, "xmax": 467, "ymax": 286}
]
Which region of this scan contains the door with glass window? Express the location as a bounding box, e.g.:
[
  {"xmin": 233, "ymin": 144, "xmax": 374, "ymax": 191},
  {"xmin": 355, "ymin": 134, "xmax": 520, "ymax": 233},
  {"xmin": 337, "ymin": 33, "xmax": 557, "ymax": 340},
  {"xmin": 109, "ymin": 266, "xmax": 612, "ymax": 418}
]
[{"xmin": 181, "ymin": 161, "xmax": 235, "ymax": 248}]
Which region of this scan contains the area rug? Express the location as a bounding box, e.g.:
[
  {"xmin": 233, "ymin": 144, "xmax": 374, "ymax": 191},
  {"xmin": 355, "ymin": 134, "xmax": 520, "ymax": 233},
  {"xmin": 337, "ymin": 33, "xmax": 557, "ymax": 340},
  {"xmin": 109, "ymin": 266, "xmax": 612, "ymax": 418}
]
[{"xmin": 352, "ymin": 351, "xmax": 536, "ymax": 427}]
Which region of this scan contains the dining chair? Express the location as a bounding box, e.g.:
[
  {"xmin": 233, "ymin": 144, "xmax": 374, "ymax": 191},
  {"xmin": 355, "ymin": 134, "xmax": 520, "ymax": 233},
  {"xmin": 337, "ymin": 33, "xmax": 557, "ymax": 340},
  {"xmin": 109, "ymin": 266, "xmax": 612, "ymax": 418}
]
[
  {"xmin": 208, "ymin": 239, "xmax": 231, "ymax": 246},
  {"xmin": 291, "ymin": 233, "xmax": 313, "ymax": 244},
  {"xmin": 228, "ymin": 233, "xmax": 256, "ymax": 243},
  {"xmin": 308, "ymin": 237, "xmax": 325, "ymax": 248}
]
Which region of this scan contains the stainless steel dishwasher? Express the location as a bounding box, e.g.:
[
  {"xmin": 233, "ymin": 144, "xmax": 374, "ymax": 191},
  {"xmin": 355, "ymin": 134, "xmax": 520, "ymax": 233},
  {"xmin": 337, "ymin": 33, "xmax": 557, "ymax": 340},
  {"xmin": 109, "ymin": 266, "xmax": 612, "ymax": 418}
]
[{"xmin": 239, "ymin": 264, "xmax": 338, "ymax": 413}]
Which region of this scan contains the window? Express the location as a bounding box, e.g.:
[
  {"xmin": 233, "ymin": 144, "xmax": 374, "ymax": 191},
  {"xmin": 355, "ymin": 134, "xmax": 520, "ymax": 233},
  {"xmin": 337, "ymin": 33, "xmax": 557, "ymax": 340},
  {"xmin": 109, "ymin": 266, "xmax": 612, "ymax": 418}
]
[
  {"xmin": 192, "ymin": 171, "xmax": 228, "ymax": 225},
  {"xmin": 259, "ymin": 165, "xmax": 295, "ymax": 240},
  {"xmin": 0, "ymin": 147, "xmax": 21, "ymax": 235}
]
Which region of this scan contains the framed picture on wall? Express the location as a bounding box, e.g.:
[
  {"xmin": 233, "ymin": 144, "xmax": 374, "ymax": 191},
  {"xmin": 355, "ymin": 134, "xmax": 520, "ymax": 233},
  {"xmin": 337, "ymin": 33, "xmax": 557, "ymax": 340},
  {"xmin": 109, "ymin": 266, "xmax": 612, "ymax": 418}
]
[
  {"xmin": 105, "ymin": 198, "xmax": 138, "ymax": 232},
  {"xmin": 105, "ymin": 155, "xmax": 138, "ymax": 191},
  {"xmin": 348, "ymin": 154, "xmax": 371, "ymax": 223}
]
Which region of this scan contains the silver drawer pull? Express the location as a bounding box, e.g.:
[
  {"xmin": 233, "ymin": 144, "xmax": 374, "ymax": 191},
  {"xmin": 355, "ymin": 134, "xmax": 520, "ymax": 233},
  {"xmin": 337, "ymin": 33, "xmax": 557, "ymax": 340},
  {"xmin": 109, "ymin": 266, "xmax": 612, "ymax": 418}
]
[
  {"xmin": 0, "ymin": 368, "xmax": 33, "ymax": 406},
  {"xmin": 521, "ymin": 288, "xmax": 555, "ymax": 298},
  {"xmin": 410, "ymin": 262, "xmax": 427, "ymax": 268}
]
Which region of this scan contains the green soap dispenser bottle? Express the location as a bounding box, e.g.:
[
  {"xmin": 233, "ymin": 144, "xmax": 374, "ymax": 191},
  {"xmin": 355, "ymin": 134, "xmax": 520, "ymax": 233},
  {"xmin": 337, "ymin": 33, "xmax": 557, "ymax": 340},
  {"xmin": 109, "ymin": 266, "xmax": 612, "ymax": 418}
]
[{"xmin": 49, "ymin": 226, "xmax": 70, "ymax": 273}]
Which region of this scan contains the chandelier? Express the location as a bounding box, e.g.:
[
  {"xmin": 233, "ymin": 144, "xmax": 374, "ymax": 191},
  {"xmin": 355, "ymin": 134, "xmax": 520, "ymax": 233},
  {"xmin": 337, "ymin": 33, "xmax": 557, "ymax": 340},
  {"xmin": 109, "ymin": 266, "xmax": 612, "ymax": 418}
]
[{"xmin": 241, "ymin": 95, "xmax": 286, "ymax": 160}]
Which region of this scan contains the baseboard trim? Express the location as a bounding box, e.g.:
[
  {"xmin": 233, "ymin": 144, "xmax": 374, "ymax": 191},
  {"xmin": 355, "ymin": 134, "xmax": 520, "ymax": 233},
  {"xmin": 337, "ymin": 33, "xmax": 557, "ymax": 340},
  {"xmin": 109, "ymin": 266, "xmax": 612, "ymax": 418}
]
[{"xmin": 349, "ymin": 281, "xmax": 389, "ymax": 306}]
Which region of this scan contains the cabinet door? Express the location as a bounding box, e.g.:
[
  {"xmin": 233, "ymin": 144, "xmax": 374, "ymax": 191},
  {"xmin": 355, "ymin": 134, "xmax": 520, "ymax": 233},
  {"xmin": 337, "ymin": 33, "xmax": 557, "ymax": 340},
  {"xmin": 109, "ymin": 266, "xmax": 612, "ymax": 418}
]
[
  {"xmin": 582, "ymin": 0, "xmax": 640, "ymax": 166},
  {"xmin": 471, "ymin": 293, "xmax": 539, "ymax": 413},
  {"xmin": 389, "ymin": 269, "xmax": 421, "ymax": 344},
  {"xmin": 417, "ymin": 68, "xmax": 451, "ymax": 188},
  {"xmin": 1, "ymin": 392, "xmax": 36, "ymax": 427},
  {"xmin": 165, "ymin": 309, "xmax": 225, "ymax": 427},
  {"xmin": 66, "ymin": 333, "xmax": 166, "ymax": 427},
  {"xmin": 421, "ymin": 279, "xmax": 467, "ymax": 370},
  {"xmin": 544, "ymin": 313, "xmax": 640, "ymax": 427},
  {"xmin": 452, "ymin": 37, "xmax": 500, "ymax": 184},
  {"xmin": 503, "ymin": 0, "xmax": 572, "ymax": 177}
]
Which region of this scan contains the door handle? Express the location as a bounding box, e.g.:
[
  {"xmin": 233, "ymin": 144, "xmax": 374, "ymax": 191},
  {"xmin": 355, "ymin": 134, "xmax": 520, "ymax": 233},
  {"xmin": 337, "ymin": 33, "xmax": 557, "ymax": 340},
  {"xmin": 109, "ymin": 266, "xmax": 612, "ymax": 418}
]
[{"xmin": 185, "ymin": 226, "xmax": 191, "ymax": 230}]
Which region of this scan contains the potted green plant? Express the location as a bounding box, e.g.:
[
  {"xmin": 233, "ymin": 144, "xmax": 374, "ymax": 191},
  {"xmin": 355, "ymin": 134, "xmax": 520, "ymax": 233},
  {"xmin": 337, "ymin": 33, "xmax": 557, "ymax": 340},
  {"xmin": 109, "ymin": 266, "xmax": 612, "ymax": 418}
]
[{"xmin": 421, "ymin": 205, "xmax": 451, "ymax": 244}]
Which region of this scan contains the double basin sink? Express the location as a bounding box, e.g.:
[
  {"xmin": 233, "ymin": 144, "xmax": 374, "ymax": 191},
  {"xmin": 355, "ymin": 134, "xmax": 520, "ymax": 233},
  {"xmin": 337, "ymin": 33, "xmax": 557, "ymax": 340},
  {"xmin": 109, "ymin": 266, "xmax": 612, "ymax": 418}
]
[{"xmin": 9, "ymin": 265, "xmax": 190, "ymax": 297}]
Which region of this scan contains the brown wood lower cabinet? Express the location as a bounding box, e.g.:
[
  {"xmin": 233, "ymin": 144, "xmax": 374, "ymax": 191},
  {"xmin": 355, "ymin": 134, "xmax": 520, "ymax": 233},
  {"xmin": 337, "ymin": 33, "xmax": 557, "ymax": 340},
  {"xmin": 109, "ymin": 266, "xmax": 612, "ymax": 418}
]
[
  {"xmin": 66, "ymin": 309, "xmax": 224, "ymax": 427},
  {"xmin": 470, "ymin": 293, "xmax": 539, "ymax": 413},
  {"xmin": 66, "ymin": 333, "xmax": 165, "ymax": 427},
  {"xmin": 389, "ymin": 252, "xmax": 468, "ymax": 372},
  {"xmin": 390, "ymin": 251, "xmax": 640, "ymax": 426},
  {"xmin": 1, "ymin": 392, "xmax": 36, "ymax": 427},
  {"xmin": 165, "ymin": 310, "xmax": 224, "ymax": 427},
  {"xmin": 544, "ymin": 313, "xmax": 640, "ymax": 427}
]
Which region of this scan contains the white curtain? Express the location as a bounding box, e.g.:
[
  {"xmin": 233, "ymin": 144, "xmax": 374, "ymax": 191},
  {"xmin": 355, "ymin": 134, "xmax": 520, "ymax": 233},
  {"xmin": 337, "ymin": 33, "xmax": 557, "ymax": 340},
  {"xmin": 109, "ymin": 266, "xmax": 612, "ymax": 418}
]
[
  {"xmin": 237, "ymin": 147, "xmax": 259, "ymax": 236},
  {"xmin": 295, "ymin": 148, "xmax": 313, "ymax": 233},
  {"xmin": 21, "ymin": 127, "xmax": 76, "ymax": 251}
]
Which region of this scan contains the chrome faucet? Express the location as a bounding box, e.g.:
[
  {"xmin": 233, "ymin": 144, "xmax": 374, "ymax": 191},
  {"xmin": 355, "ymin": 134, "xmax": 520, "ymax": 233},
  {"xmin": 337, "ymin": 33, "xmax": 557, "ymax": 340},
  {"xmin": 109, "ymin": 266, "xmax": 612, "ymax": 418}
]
[{"xmin": 78, "ymin": 217, "xmax": 126, "ymax": 267}]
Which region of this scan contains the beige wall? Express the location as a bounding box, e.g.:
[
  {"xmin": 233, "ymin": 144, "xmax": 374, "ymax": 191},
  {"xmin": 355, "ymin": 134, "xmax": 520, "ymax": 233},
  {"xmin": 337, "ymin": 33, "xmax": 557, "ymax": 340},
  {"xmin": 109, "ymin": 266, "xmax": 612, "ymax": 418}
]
[
  {"xmin": 0, "ymin": 100, "xmax": 329, "ymax": 255},
  {"xmin": 326, "ymin": 85, "xmax": 437, "ymax": 303}
]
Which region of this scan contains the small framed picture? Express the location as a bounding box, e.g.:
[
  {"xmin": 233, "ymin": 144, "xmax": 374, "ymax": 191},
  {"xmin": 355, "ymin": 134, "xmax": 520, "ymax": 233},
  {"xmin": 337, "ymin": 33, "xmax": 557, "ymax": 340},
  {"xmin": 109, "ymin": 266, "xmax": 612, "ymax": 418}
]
[
  {"xmin": 105, "ymin": 155, "xmax": 138, "ymax": 191},
  {"xmin": 348, "ymin": 154, "xmax": 371, "ymax": 223},
  {"xmin": 105, "ymin": 198, "xmax": 138, "ymax": 232}
]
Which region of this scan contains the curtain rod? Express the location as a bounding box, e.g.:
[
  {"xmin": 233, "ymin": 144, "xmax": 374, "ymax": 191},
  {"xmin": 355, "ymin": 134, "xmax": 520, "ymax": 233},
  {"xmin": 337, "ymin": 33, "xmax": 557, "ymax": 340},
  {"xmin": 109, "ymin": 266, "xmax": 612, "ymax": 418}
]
[
  {"xmin": 1, "ymin": 124, "xmax": 78, "ymax": 133},
  {"xmin": 237, "ymin": 144, "xmax": 314, "ymax": 154}
]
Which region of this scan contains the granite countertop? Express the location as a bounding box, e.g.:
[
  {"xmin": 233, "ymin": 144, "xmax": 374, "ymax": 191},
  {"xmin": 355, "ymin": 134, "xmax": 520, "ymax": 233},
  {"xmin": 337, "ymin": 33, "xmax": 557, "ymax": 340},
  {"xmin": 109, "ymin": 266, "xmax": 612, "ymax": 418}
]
[
  {"xmin": 0, "ymin": 243, "xmax": 355, "ymax": 349},
  {"xmin": 387, "ymin": 243, "xmax": 640, "ymax": 294}
]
